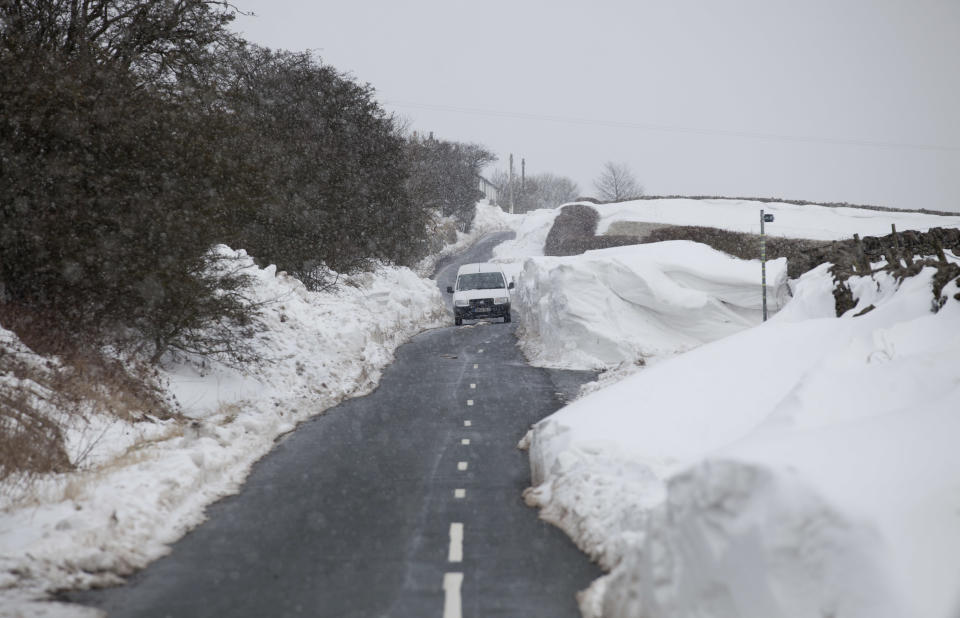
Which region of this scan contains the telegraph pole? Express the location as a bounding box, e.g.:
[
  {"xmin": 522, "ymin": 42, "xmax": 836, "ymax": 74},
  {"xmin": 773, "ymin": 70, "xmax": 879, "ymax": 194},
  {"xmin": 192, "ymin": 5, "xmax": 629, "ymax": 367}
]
[
  {"xmin": 508, "ymin": 153, "xmax": 515, "ymax": 214},
  {"xmin": 521, "ymin": 158, "xmax": 526, "ymax": 212}
]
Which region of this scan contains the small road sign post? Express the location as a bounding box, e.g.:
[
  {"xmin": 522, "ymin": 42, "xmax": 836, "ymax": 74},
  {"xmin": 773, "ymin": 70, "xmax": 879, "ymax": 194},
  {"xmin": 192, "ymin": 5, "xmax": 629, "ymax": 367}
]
[{"xmin": 761, "ymin": 209, "xmax": 775, "ymax": 321}]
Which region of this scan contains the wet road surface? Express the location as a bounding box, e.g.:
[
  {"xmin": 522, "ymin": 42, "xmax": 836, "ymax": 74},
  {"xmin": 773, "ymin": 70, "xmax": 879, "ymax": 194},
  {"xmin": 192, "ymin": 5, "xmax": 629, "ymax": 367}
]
[{"xmin": 70, "ymin": 233, "xmax": 600, "ymax": 617}]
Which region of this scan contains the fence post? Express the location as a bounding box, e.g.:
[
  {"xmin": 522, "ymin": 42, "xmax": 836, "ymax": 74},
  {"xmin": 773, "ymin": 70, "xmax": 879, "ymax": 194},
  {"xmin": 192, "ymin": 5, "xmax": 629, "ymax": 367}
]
[
  {"xmin": 892, "ymin": 223, "xmax": 913, "ymax": 267},
  {"xmin": 853, "ymin": 233, "xmax": 871, "ymax": 275}
]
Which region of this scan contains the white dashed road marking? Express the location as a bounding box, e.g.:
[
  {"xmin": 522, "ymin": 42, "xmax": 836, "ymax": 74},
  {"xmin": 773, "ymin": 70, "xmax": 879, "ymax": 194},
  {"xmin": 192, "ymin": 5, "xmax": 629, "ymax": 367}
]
[
  {"xmin": 467, "ymin": 400, "xmax": 473, "ymax": 406},
  {"xmin": 461, "ymin": 438, "xmax": 470, "ymax": 445},
  {"xmin": 473, "ymin": 364, "xmax": 478, "ymax": 369},
  {"xmin": 448, "ymin": 523, "xmax": 464, "ymax": 562},
  {"xmin": 457, "ymin": 461, "xmax": 468, "ymax": 471},
  {"xmin": 470, "ymin": 383, "xmax": 476, "ymax": 389},
  {"xmin": 443, "ymin": 572, "xmax": 463, "ymax": 618},
  {"xmin": 464, "ymin": 420, "xmax": 472, "ymax": 427},
  {"xmin": 454, "ymin": 489, "xmax": 466, "ymax": 499}
]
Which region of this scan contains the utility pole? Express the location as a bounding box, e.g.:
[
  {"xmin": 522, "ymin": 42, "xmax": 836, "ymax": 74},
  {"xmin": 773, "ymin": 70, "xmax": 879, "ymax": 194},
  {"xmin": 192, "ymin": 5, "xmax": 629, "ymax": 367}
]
[
  {"xmin": 521, "ymin": 158, "xmax": 526, "ymax": 213},
  {"xmin": 508, "ymin": 153, "xmax": 515, "ymax": 214},
  {"xmin": 760, "ymin": 209, "xmax": 774, "ymax": 321}
]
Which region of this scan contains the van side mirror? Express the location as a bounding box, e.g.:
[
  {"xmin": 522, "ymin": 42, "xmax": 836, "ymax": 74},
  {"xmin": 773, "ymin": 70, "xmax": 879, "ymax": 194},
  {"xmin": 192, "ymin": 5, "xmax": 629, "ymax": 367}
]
[
  {"xmin": 446, "ymin": 286, "xmax": 454, "ymax": 294},
  {"xmin": 508, "ymin": 281, "xmax": 515, "ymax": 289}
]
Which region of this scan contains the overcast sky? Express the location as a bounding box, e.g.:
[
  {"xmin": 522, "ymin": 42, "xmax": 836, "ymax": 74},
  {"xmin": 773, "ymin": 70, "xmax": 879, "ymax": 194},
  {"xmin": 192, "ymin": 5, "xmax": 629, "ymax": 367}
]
[{"xmin": 231, "ymin": 0, "xmax": 960, "ymax": 213}]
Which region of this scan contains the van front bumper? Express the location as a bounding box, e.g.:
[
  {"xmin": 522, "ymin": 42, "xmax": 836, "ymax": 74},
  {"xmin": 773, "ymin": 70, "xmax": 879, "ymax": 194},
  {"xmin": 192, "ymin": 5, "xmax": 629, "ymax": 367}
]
[{"xmin": 455, "ymin": 302, "xmax": 510, "ymax": 320}]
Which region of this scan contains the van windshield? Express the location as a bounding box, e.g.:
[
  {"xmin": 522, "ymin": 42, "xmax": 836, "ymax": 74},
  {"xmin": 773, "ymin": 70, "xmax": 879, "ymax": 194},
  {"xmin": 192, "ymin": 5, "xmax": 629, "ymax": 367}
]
[{"xmin": 457, "ymin": 272, "xmax": 505, "ymax": 291}]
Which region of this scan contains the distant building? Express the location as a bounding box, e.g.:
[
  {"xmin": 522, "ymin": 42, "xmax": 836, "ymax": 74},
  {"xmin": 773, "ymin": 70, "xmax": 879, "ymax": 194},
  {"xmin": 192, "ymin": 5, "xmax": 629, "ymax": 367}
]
[{"xmin": 477, "ymin": 175, "xmax": 500, "ymax": 205}]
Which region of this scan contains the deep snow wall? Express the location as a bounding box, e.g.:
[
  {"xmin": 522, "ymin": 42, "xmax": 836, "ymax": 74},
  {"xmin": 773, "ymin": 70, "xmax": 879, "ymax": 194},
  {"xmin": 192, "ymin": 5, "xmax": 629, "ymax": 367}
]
[
  {"xmin": 513, "ymin": 242, "xmax": 788, "ymax": 369},
  {"xmin": 524, "ymin": 263, "xmax": 960, "ymax": 618}
]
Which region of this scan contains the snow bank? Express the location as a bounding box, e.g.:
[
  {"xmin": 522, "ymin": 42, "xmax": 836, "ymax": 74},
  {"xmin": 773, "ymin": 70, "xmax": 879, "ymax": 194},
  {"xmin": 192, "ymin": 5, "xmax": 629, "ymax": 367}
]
[
  {"xmin": 513, "ymin": 241, "xmax": 789, "ymax": 369},
  {"xmin": 590, "ymin": 197, "xmax": 960, "ymax": 241},
  {"xmin": 0, "ymin": 246, "xmax": 447, "ymax": 615},
  {"xmin": 525, "ymin": 261, "xmax": 960, "ymax": 618}
]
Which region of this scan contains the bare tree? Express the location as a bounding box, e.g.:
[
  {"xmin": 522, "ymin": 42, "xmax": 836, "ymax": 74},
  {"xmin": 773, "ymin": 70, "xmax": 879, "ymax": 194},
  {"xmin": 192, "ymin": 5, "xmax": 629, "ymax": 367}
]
[
  {"xmin": 593, "ymin": 162, "xmax": 643, "ymax": 202},
  {"xmin": 490, "ymin": 169, "xmax": 579, "ymax": 213},
  {"xmin": 532, "ymin": 173, "xmax": 580, "ymax": 209}
]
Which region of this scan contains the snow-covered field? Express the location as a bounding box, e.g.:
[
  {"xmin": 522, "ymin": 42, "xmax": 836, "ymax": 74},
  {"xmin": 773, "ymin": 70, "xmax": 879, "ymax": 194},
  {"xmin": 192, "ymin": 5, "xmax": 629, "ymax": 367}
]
[
  {"xmin": 0, "ymin": 247, "xmax": 447, "ymax": 616},
  {"xmin": 509, "ymin": 198, "xmax": 960, "ymax": 617},
  {"xmin": 589, "ymin": 197, "xmax": 960, "ymax": 240}
]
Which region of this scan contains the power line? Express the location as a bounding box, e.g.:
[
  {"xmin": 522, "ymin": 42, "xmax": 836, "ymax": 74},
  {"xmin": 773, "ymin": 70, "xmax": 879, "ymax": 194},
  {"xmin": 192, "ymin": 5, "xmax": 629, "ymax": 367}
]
[{"xmin": 383, "ymin": 100, "xmax": 960, "ymax": 154}]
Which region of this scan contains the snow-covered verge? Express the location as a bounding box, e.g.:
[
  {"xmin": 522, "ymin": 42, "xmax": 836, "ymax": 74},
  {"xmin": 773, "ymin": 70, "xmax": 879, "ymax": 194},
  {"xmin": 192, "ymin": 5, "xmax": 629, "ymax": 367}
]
[
  {"xmin": 587, "ymin": 197, "xmax": 960, "ymax": 241},
  {"xmin": 512, "ymin": 242, "xmax": 789, "ymax": 369},
  {"xmin": 0, "ymin": 246, "xmax": 447, "ymax": 616},
  {"xmin": 524, "ymin": 259, "xmax": 960, "ymax": 618}
]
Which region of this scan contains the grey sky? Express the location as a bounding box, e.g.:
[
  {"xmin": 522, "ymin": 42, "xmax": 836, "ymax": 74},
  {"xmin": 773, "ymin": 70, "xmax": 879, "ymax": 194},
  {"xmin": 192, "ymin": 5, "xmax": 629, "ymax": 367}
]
[{"xmin": 231, "ymin": 1, "xmax": 960, "ymax": 212}]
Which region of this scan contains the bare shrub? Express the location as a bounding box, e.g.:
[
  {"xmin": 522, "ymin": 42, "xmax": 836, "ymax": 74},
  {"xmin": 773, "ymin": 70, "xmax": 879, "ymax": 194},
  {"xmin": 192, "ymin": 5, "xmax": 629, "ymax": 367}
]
[
  {"xmin": 0, "ymin": 316, "xmax": 177, "ymax": 482},
  {"xmin": 0, "ymin": 391, "xmax": 72, "ymax": 479}
]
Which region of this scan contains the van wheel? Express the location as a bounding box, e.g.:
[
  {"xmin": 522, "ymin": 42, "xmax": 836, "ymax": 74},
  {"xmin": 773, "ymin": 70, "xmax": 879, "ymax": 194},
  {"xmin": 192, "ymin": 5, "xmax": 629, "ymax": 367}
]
[
  {"xmin": 455, "ymin": 317, "xmax": 462, "ymax": 326},
  {"xmin": 503, "ymin": 312, "xmax": 511, "ymax": 323}
]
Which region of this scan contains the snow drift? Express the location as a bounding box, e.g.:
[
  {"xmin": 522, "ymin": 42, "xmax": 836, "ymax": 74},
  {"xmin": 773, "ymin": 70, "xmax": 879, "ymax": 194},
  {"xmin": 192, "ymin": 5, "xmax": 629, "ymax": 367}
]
[
  {"xmin": 525, "ymin": 260, "xmax": 960, "ymax": 618},
  {"xmin": 513, "ymin": 242, "xmax": 789, "ymax": 369}
]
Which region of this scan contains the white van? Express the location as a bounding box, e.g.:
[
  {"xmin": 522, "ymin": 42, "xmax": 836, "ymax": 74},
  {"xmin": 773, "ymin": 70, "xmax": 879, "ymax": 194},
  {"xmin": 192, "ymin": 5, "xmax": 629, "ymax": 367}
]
[{"xmin": 446, "ymin": 263, "xmax": 514, "ymax": 326}]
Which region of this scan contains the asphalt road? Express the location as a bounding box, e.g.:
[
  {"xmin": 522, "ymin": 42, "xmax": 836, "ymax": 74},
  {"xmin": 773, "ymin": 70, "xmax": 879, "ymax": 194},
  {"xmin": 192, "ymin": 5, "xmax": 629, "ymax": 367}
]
[{"xmin": 70, "ymin": 233, "xmax": 600, "ymax": 617}]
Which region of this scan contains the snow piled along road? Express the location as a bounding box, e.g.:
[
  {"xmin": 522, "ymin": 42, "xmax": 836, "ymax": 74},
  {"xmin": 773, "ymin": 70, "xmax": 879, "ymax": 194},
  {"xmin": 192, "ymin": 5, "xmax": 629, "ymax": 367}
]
[
  {"xmin": 490, "ymin": 198, "xmax": 960, "ymax": 618},
  {"xmin": 513, "ymin": 242, "xmax": 788, "ymax": 369},
  {"xmin": 0, "ymin": 246, "xmax": 447, "ymax": 615}
]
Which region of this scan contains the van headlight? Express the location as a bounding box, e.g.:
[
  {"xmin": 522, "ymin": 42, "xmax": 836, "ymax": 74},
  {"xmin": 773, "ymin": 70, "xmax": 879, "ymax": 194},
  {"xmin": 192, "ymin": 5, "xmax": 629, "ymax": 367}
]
[
  {"xmin": 454, "ymin": 300, "xmax": 469, "ymax": 307},
  {"xmin": 494, "ymin": 297, "xmax": 509, "ymax": 305}
]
